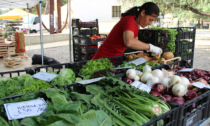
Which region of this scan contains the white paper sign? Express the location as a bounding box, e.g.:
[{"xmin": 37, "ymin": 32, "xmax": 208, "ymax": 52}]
[
  {"xmin": 178, "ymin": 68, "xmax": 194, "ymax": 72},
  {"xmin": 32, "ymin": 71, "xmax": 58, "ymax": 82},
  {"xmin": 128, "ymin": 57, "xmax": 147, "ymax": 66},
  {"xmin": 131, "ymin": 81, "xmax": 151, "ymax": 93},
  {"xmin": 78, "ymin": 77, "xmax": 105, "ymax": 85},
  {"xmin": 4, "ymin": 98, "xmax": 47, "ymax": 120},
  {"xmin": 192, "ymin": 82, "xmax": 210, "ymax": 89}
]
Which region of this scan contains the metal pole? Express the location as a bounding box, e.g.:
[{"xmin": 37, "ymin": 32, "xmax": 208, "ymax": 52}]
[
  {"xmin": 39, "ymin": 1, "xmax": 44, "ymax": 65},
  {"xmin": 68, "ymin": 0, "xmax": 72, "ymax": 62},
  {"xmin": 27, "ymin": 3, "xmax": 31, "ymax": 50}
]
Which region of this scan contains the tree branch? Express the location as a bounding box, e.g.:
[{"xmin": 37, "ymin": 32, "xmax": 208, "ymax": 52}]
[{"xmin": 173, "ymin": 4, "xmax": 210, "ymax": 17}]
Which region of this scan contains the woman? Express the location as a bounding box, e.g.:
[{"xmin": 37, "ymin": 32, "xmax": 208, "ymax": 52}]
[{"xmin": 92, "ymin": 2, "xmax": 162, "ymax": 59}]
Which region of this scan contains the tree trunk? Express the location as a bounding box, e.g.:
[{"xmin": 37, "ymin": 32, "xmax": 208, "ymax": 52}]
[{"xmin": 45, "ymin": 0, "xmax": 50, "ymax": 15}]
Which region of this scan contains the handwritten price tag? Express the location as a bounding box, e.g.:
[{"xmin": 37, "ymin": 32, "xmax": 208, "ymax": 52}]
[
  {"xmin": 4, "ymin": 98, "xmax": 47, "ymax": 120},
  {"xmin": 78, "ymin": 77, "xmax": 105, "ymax": 85},
  {"xmin": 178, "ymin": 68, "xmax": 194, "ymax": 72},
  {"xmin": 192, "ymin": 82, "xmax": 210, "ymax": 89},
  {"xmin": 32, "ymin": 71, "xmax": 58, "ymax": 82},
  {"xmin": 131, "ymin": 81, "xmax": 151, "ymax": 93},
  {"xmin": 128, "ymin": 57, "xmax": 147, "ymax": 66}
]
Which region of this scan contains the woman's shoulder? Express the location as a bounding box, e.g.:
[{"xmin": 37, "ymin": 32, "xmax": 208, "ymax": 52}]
[{"xmin": 121, "ymin": 15, "xmax": 135, "ymax": 22}]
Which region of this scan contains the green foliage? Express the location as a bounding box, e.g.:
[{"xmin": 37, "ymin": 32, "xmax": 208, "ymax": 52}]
[
  {"xmin": 0, "ymin": 68, "xmax": 76, "ymax": 98},
  {"xmin": 79, "ymin": 58, "xmax": 115, "ymax": 79},
  {"xmin": 117, "ymin": 60, "xmax": 160, "ymax": 70},
  {"xmin": 51, "ymin": 68, "xmax": 76, "ymax": 86}
]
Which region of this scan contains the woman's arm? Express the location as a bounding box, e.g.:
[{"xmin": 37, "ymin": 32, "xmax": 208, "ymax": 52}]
[{"xmin": 123, "ymin": 30, "xmax": 150, "ymax": 50}]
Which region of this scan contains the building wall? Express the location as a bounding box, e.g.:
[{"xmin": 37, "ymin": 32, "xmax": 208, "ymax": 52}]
[{"xmin": 71, "ymin": 0, "xmax": 121, "ymax": 21}]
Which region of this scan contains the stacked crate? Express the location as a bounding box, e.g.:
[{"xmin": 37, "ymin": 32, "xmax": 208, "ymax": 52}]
[
  {"xmin": 7, "ymin": 32, "xmax": 16, "ymax": 56},
  {"xmin": 138, "ymin": 29, "xmax": 171, "ymax": 53},
  {"xmin": 72, "ymin": 19, "xmax": 106, "ymax": 62},
  {"xmin": 137, "ymin": 27, "xmax": 196, "ymax": 66},
  {"xmin": 0, "ymin": 34, "xmax": 7, "ymax": 57},
  {"xmin": 175, "ymin": 27, "xmax": 196, "ymax": 66}
]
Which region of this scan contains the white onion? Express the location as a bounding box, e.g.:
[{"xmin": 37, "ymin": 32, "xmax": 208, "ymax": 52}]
[
  {"xmin": 141, "ymin": 72, "xmax": 153, "ymax": 83},
  {"xmin": 172, "ymin": 83, "xmax": 187, "ymax": 96},
  {"xmin": 152, "ymin": 69, "xmax": 163, "ymax": 80},
  {"xmin": 143, "ymin": 65, "xmax": 152, "ymax": 73},
  {"xmin": 134, "ymin": 76, "xmax": 140, "ymax": 81},
  {"xmin": 135, "ymin": 70, "xmax": 143, "ymax": 77},
  {"xmin": 180, "ymin": 76, "xmax": 190, "ymax": 87},
  {"xmin": 126, "ymin": 69, "xmax": 137, "ymax": 79},
  {"xmin": 161, "ymin": 68, "xmax": 169, "ymax": 78},
  {"xmin": 146, "ymin": 76, "xmax": 160, "ymax": 86},
  {"xmin": 169, "ymin": 75, "xmax": 182, "ymax": 87},
  {"xmin": 161, "ymin": 78, "xmax": 170, "ymax": 87},
  {"xmin": 168, "ymin": 70, "xmax": 175, "ymax": 78}
]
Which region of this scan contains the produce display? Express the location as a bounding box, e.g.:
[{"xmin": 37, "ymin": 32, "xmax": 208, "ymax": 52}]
[
  {"xmin": 122, "ymin": 65, "xmax": 209, "ymax": 106},
  {"xmin": 125, "ymin": 51, "xmax": 176, "ymax": 65},
  {"xmin": 0, "ymin": 68, "xmax": 78, "ymax": 98},
  {"xmin": 0, "ymin": 77, "xmax": 170, "ymax": 125},
  {"xmin": 117, "ymin": 58, "xmax": 160, "ymax": 70},
  {"xmin": 91, "ymin": 68, "xmax": 127, "ymax": 78},
  {"xmin": 0, "ymin": 54, "xmax": 209, "ymax": 126},
  {"xmin": 79, "ymin": 58, "xmax": 114, "ymax": 79}
]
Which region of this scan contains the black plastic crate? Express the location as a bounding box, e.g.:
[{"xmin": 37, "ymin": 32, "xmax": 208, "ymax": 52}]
[
  {"xmin": 74, "ymin": 53, "xmax": 95, "ymax": 62},
  {"xmin": 31, "ymin": 63, "xmax": 73, "ymax": 74},
  {"xmin": 177, "ymin": 27, "xmax": 196, "ymax": 40},
  {"xmin": 79, "ymin": 36, "xmax": 106, "ymax": 45},
  {"xmin": 72, "ymin": 28, "xmax": 99, "ymax": 36},
  {"xmin": 138, "ymin": 29, "xmax": 171, "ymax": 53},
  {"xmin": 74, "ymin": 44, "xmax": 98, "ymax": 54},
  {"xmin": 179, "ymin": 40, "xmax": 193, "ymax": 52},
  {"xmin": 0, "ymin": 69, "xmax": 28, "ymax": 78},
  {"xmin": 73, "ymin": 36, "xmax": 106, "ymax": 46},
  {"xmin": 179, "ymin": 52, "xmax": 194, "ymax": 66},
  {"xmin": 167, "ymin": 60, "xmax": 192, "ymax": 70},
  {"xmin": 177, "ymin": 88, "xmax": 210, "ymax": 126},
  {"xmin": 72, "ymin": 19, "xmax": 98, "ymax": 28},
  {"xmin": 143, "ymin": 105, "xmax": 179, "ymax": 126}
]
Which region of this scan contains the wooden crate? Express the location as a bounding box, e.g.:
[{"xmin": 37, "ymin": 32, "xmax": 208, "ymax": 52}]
[{"xmin": 4, "ymin": 55, "xmax": 22, "ymax": 68}]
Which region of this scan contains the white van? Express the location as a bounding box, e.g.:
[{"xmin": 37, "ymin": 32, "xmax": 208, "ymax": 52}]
[{"xmin": 17, "ymin": 15, "xmax": 50, "ymax": 33}]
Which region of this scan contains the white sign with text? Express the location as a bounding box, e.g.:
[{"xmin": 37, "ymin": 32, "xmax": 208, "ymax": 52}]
[
  {"xmin": 32, "ymin": 71, "xmax": 58, "ymax": 82},
  {"xmin": 4, "ymin": 98, "xmax": 48, "ymax": 120},
  {"xmin": 128, "ymin": 57, "xmax": 147, "ymax": 66}
]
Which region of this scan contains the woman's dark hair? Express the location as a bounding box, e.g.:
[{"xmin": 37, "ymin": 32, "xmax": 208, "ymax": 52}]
[{"xmin": 121, "ymin": 2, "xmax": 159, "ymax": 18}]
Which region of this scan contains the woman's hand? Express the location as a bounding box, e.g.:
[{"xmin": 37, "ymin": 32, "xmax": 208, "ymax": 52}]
[{"xmin": 149, "ymin": 44, "xmax": 162, "ymax": 56}]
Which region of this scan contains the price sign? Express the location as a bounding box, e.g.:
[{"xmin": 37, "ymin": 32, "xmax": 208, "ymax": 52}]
[
  {"xmin": 131, "ymin": 81, "xmax": 151, "ymax": 93},
  {"xmin": 4, "ymin": 98, "xmax": 47, "ymax": 120},
  {"xmin": 192, "ymin": 82, "xmax": 210, "ymax": 89},
  {"xmin": 128, "ymin": 57, "xmax": 147, "ymax": 66},
  {"xmin": 178, "ymin": 68, "xmax": 194, "ymax": 72},
  {"xmin": 32, "ymin": 71, "xmax": 58, "ymax": 82},
  {"xmin": 78, "ymin": 77, "xmax": 105, "ymax": 85}
]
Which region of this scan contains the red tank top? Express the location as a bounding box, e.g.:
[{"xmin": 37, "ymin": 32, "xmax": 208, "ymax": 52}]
[{"xmin": 92, "ymin": 16, "xmax": 139, "ymax": 59}]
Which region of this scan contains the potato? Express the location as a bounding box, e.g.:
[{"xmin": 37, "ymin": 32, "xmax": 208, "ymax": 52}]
[
  {"xmin": 163, "ymin": 52, "xmax": 174, "ymax": 60},
  {"xmin": 137, "ymin": 52, "xmax": 144, "ymax": 57},
  {"xmin": 127, "ymin": 55, "xmax": 133, "ymax": 60},
  {"xmin": 159, "ymin": 57, "xmax": 165, "ymax": 64},
  {"xmin": 142, "ymin": 53, "xmax": 149, "ymax": 57},
  {"xmin": 150, "ymin": 59, "xmax": 159, "ymax": 63},
  {"xmin": 153, "ymin": 55, "xmax": 160, "ymax": 60},
  {"xmin": 143, "ymin": 56, "xmax": 152, "ymax": 61}
]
